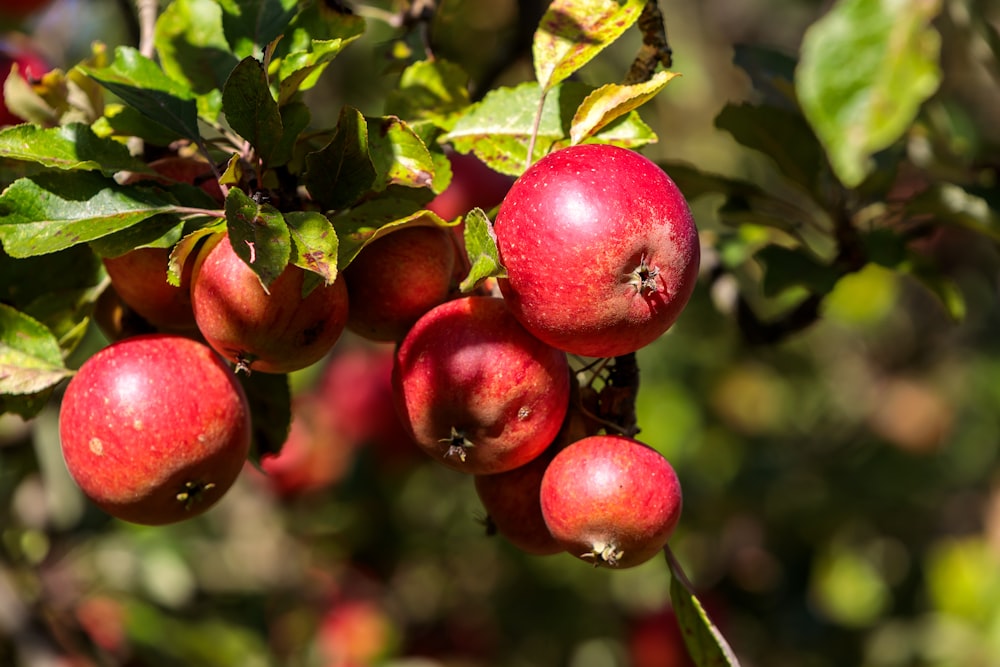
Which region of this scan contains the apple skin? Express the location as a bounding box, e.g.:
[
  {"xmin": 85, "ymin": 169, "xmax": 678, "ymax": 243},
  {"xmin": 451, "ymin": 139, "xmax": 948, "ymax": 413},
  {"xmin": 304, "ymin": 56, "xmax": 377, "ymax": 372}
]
[
  {"xmin": 0, "ymin": 38, "xmax": 52, "ymax": 126},
  {"xmin": 122, "ymin": 156, "xmax": 225, "ymax": 204},
  {"xmin": 540, "ymin": 434, "xmax": 682, "ymax": 568},
  {"xmin": 343, "ymin": 225, "xmax": 457, "ymax": 342},
  {"xmin": 58, "ymin": 334, "xmax": 252, "ymax": 525},
  {"xmin": 392, "ymin": 295, "xmax": 570, "ymax": 475},
  {"xmin": 493, "ymin": 144, "xmax": 700, "ymax": 358},
  {"xmin": 102, "ymin": 246, "xmax": 199, "ymax": 333},
  {"xmin": 190, "ymin": 233, "xmax": 350, "ymax": 374}
]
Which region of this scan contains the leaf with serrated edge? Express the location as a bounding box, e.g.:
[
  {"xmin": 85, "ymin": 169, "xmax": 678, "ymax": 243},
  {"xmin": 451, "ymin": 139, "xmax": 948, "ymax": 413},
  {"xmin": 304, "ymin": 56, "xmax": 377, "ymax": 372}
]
[
  {"xmin": 570, "ymin": 71, "xmax": 678, "ymax": 145},
  {"xmin": 303, "ymin": 106, "xmax": 377, "ymax": 210},
  {"xmin": 0, "ymin": 172, "xmax": 180, "ymax": 258},
  {"xmin": 287, "ymin": 211, "xmax": 339, "ymax": 285},
  {"xmin": 0, "ymin": 123, "xmax": 150, "ymax": 174},
  {"xmin": 78, "ymin": 46, "xmax": 200, "ymax": 141},
  {"xmin": 796, "ymin": 0, "xmax": 942, "ymax": 187},
  {"xmin": 0, "ymin": 304, "xmax": 72, "ymax": 397},
  {"xmin": 225, "ymin": 187, "xmax": 291, "ymax": 291},
  {"xmin": 331, "ymin": 197, "xmax": 451, "ymax": 269},
  {"xmin": 366, "ymin": 116, "xmax": 435, "ymax": 191},
  {"xmin": 533, "ymin": 0, "xmax": 646, "ymax": 91},
  {"xmin": 443, "ymin": 81, "xmax": 656, "ymax": 177},
  {"xmin": 223, "ymin": 57, "xmax": 283, "ymax": 165},
  {"xmin": 666, "ymin": 547, "xmax": 742, "ymax": 666},
  {"xmin": 460, "ymin": 208, "xmax": 505, "ymax": 293}
]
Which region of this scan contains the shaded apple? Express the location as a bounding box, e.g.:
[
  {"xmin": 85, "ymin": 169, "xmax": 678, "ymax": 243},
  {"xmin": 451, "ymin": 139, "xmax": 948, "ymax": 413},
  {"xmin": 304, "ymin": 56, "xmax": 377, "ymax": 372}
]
[
  {"xmin": 493, "ymin": 144, "xmax": 699, "ymax": 358},
  {"xmin": 540, "ymin": 434, "xmax": 682, "ymax": 568},
  {"xmin": 58, "ymin": 334, "xmax": 252, "ymax": 525},
  {"xmin": 392, "ymin": 296, "xmax": 570, "ymax": 475},
  {"xmin": 190, "ymin": 233, "xmax": 350, "ymax": 374},
  {"xmin": 102, "ymin": 246, "xmax": 199, "ymax": 334},
  {"xmin": 427, "ymin": 150, "xmax": 515, "ymax": 222},
  {"xmin": 343, "ymin": 225, "xmax": 457, "ymax": 342}
]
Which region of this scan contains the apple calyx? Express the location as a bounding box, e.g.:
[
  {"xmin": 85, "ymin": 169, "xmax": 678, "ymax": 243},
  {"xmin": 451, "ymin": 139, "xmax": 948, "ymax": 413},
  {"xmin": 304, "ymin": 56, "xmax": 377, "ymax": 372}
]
[
  {"xmin": 582, "ymin": 542, "xmax": 626, "ymax": 567},
  {"xmin": 628, "ymin": 254, "xmax": 662, "ymax": 297},
  {"xmin": 440, "ymin": 426, "xmax": 475, "ymax": 462},
  {"xmin": 234, "ymin": 351, "xmax": 256, "ymax": 375},
  {"xmin": 176, "ymin": 480, "xmax": 218, "ymax": 510}
]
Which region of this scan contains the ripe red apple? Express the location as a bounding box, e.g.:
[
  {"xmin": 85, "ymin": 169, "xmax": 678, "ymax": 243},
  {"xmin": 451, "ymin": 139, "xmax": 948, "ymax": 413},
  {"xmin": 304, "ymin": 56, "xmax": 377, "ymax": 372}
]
[
  {"xmin": 493, "ymin": 144, "xmax": 700, "ymax": 358},
  {"xmin": 0, "ymin": 37, "xmax": 52, "ymax": 126},
  {"xmin": 392, "ymin": 295, "xmax": 570, "ymax": 475},
  {"xmin": 102, "ymin": 246, "xmax": 198, "ymax": 333},
  {"xmin": 474, "ymin": 443, "xmax": 562, "ymax": 556},
  {"xmin": 540, "ymin": 434, "xmax": 682, "ymax": 568},
  {"xmin": 627, "ymin": 606, "xmax": 695, "ymax": 667},
  {"xmin": 315, "ymin": 344, "xmax": 418, "ymax": 469},
  {"xmin": 343, "ymin": 225, "xmax": 456, "ymax": 342},
  {"xmin": 316, "ymin": 597, "xmax": 396, "ymax": 667},
  {"xmin": 190, "ymin": 233, "xmax": 350, "ymax": 374},
  {"xmin": 58, "ymin": 334, "xmax": 252, "ymax": 525}
]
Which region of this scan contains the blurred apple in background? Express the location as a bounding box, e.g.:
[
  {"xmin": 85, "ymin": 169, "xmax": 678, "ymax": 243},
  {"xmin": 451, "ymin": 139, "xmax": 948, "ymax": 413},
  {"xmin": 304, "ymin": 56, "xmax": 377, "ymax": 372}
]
[
  {"xmin": 0, "ymin": 33, "xmax": 51, "ymax": 126},
  {"xmin": 426, "ymin": 150, "xmax": 515, "ymax": 222}
]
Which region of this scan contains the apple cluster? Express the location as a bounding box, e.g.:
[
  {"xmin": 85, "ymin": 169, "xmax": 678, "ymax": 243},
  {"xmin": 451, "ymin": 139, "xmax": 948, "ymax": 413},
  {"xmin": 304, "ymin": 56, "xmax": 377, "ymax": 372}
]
[{"xmin": 59, "ymin": 143, "xmax": 699, "ymax": 569}]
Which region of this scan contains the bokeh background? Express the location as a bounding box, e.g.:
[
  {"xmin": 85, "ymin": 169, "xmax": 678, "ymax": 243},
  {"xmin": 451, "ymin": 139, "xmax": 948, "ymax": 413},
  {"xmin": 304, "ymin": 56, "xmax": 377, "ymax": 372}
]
[{"xmin": 3, "ymin": 0, "xmax": 1000, "ymax": 666}]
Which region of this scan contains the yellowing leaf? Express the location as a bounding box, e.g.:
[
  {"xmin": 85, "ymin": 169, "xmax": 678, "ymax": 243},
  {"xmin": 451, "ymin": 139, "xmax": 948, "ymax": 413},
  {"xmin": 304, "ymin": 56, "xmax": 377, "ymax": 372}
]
[{"xmin": 570, "ymin": 70, "xmax": 678, "ymax": 145}]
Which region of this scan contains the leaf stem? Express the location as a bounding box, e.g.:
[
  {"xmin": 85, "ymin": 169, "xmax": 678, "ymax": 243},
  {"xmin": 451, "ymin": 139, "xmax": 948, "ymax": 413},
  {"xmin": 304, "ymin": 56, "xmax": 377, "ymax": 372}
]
[{"xmin": 525, "ymin": 90, "xmax": 548, "ymax": 171}]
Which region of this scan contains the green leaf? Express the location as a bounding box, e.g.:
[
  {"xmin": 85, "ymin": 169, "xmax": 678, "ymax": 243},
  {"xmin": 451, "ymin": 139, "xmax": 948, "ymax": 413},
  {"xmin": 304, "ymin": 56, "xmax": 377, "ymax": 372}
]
[
  {"xmin": 442, "ymin": 81, "xmax": 656, "ymax": 177},
  {"xmin": 905, "ymin": 183, "xmax": 1000, "ymax": 242},
  {"xmin": 715, "ymin": 103, "xmax": 828, "ymax": 199},
  {"xmin": 666, "ymin": 548, "xmax": 741, "ymax": 667},
  {"xmin": 93, "ymin": 104, "xmax": 188, "ymax": 147},
  {"xmin": 754, "ymin": 245, "xmax": 841, "ymax": 298},
  {"xmin": 303, "ymin": 106, "xmax": 376, "ymax": 210},
  {"xmin": 366, "ymin": 116, "xmax": 435, "ymax": 191},
  {"xmin": 277, "ymin": 39, "xmax": 353, "ymax": 105},
  {"xmin": 286, "ymin": 210, "xmax": 338, "ymax": 285},
  {"xmin": 222, "ymin": 57, "xmax": 283, "ymax": 165},
  {"xmin": 88, "ymin": 216, "xmax": 185, "ymax": 259},
  {"xmin": 219, "ymin": 0, "xmax": 299, "ymax": 59},
  {"xmin": 0, "ymin": 304, "xmax": 72, "ymax": 400},
  {"xmin": 78, "ymin": 46, "xmax": 201, "ymax": 141},
  {"xmin": 225, "ymin": 187, "xmax": 291, "ymax": 290},
  {"xmin": 570, "ymin": 70, "xmax": 678, "ymax": 145},
  {"xmin": 385, "ymin": 59, "xmax": 472, "ymax": 125},
  {"xmin": 732, "ymin": 44, "xmax": 799, "ymax": 111},
  {"xmin": 0, "ymin": 123, "xmax": 149, "ymax": 174},
  {"xmin": 155, "ymin": 0, "xmax": 239, "ymax": 121},
  {"xmin": 460, "ymin": 208, "xmax": 505, "ymax": 293},
  {"xmin": 796, "ymin": 0, "xmax": 943, "ymax": 187},
  {"xmin": 331, "ymin": 196, "xmax": 448, "ymax": 268},
  {"xmin": 269, "ymin": 101, "xmax": 311, "ymax": 167},
  {"xmin": 237, "ymin": 370, "xmax": 291, "ymax": 464},
  {"xmin": 533, "ymin": 0, "xmax": 646, "ymax": 91},
  {"xmin": 0, "ymin": 172, "xmax": 180, "ymax": 258}
]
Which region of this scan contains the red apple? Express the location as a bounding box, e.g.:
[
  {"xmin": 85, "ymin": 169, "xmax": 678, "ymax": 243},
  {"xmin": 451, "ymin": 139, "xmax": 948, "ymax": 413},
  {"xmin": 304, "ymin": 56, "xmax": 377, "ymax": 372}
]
[
  {"xmin": 627, "ymin": 606, "xmax": 695, "ymax": 667},
  {"xmin": 493, "ymin": 144, "xmax": 700, "ymax": 358},
  {"xmin": 392, "ymin": 295, "xmax": 570, "ymax": 475},
  {"xmin": 315, "ymin": 344, "xmax": 418, "ymax": 468},
  {"xmin": 343, "ymin": 225, "xmax": 456, "ymax": 342},
  {"xmin": 0, "ymin": 37, "xmax": 52, "ymax": 126},
  {"xmin": 540, "ymin": 434, "xmax": 682, "ymax": 568},
  {"xmin": 190, "ymin": 233, "xmax": 350, "ymax": 374},
  {"xmin": 316, "ymin": 597, "xmax": 396, "ymax": 667},
  {"xmin": 102, "ymin": 246, "xmax": 198, "ymax": 333},
  {"xmin": 474, "ymin": 443, "xmax": 562, "ymax": 556},
  {"xmin": 122, "ymin": 155, "xmax": 225, "ymax": 204},
  {"xmin": 58, "ymin": 334, "xmax": 252, "ymax": 525}
]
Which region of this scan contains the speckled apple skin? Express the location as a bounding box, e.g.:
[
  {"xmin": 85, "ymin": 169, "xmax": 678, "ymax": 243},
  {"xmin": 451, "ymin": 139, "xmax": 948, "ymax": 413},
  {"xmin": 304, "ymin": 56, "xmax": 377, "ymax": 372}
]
[
  {"xmin": 58, "ymin": 334, "xmax": 251, "ymax": 525},
  {"xmin": 494, "ymin": 144, "xmax": 700, "ymax": 358},
  {"xmin": 392, "ymin": 296, "xmax": 570, "ymax": 475},
  {"xmin": 540, "ymin": 435, "xmax": 683, "ymax": 568},
  {"xmin": 191, "ymin": 233, "xmax": 349, "ymax": 374}
]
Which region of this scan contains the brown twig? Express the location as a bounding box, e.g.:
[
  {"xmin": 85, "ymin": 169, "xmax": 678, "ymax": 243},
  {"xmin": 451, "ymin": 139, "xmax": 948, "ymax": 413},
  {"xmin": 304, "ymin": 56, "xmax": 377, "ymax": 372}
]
[{"xmin": 624, "ymin": 0, "xmax": 673, "ymax": 84}]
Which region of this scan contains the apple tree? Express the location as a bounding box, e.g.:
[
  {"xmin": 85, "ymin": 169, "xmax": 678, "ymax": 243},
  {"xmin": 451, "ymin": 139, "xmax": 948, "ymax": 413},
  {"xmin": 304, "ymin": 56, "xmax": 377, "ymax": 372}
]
[{"xmin": 2, "ymin": 0, "xmax": 1000, "ymax": 665}]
